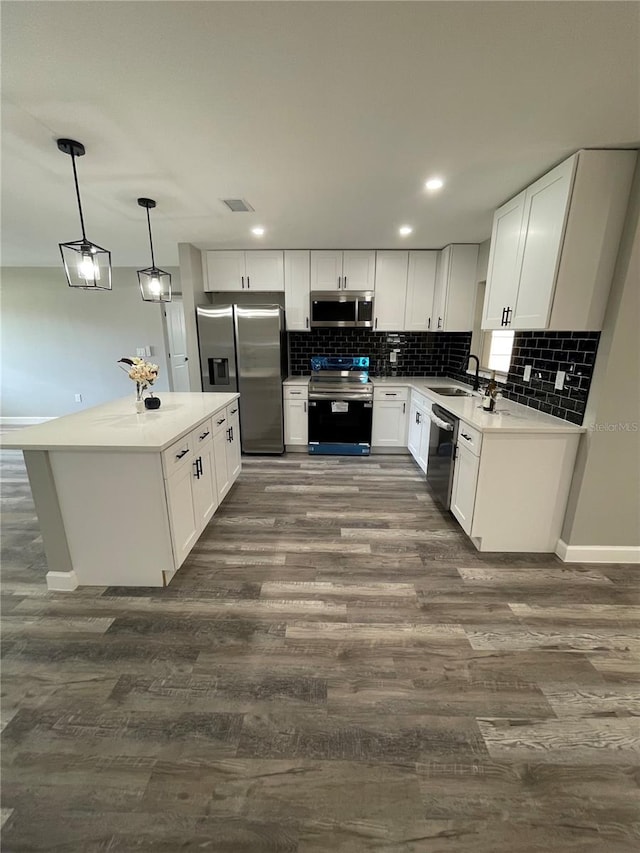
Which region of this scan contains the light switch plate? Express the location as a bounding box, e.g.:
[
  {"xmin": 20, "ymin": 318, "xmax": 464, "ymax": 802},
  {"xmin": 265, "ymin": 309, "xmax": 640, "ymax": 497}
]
[
  {"xmin": 555, "ymin": 370, "xmax": 566, "ymax": 390},
  {"xmin": 136, "ymin": 347, "xmax": 145, "ymax": 357},
  {"xmin": 523, "ymin": 365, "xmax": 532, "ymax": 382}
]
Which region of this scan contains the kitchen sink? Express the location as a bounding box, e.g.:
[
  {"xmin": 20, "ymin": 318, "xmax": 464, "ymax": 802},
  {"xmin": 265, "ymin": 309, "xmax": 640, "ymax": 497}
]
[{"xmin": 426, "ymin": 386, "xmax": 473, "ymax": 397}]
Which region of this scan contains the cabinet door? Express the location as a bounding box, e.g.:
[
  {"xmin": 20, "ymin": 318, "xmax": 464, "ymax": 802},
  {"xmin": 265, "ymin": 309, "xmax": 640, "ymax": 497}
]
[
  {"xmin": 342, "ymin": 251, "xmax": 376, "ymax": 291},
  {"xmin": 226, "ymin": 405, "xmax": 242, "ymax": 484},
  {"xmin": 166, "ymin": 463, "xmax": 199, "ymax": 568},
  {"xmin": 244, "ymin": 251, "xmax": 285, "ymax": 291},
  {"xmin": 407, "ymin": 399, "xmax": 421, "ymax": 461},
  {"xmin": 404, "ymin": 251, "xmax": 438, "ymax": 331},
  {"xmin": 311, "ymin": 251, "xmax": 343, "ymax": 291},
  {"xmin": 372, "ymin": 399, "xmax": 408, "ymax": 448},
  {"xmin": 512, "ymin": 157, "xmax": 575, "ymax": 329},
  {"xmin": 451, "ymin": 443, "xmax": 480, "ymax": 535},
  {"xmin": 417, "ymin": 410, "xmax": 431, "ymax": 473},
  {"xmin": 443, "ymin": 244, "xmax": 479, "ymax": 332},
  {"xmin": 213, "ymin": 428, "xmax": 231, "ymax": 501},
  {"xmin": 284, "ymin": 250, "xmax": 311, "ymax": 331},
  {"xmin": 373, "ymin": 251, "xmax": 408, "ymax": 331},
  {"xmin": 432, "ymin": 246, "xmax": 450, "ymax": 331},
  {"xmin": 284, "ymin": 398, "xmax": 308, "ymax": 445},
  {"xmin": 205, "ymin": 251, "xmax": 245, "ymax": 292},
  {"xmin": 482, "ymin": 192, "xmax": 525, "ymax": 329},
  {"xmin": 192, "ymin": 441, "xmax": 219, "ymax": 531}
]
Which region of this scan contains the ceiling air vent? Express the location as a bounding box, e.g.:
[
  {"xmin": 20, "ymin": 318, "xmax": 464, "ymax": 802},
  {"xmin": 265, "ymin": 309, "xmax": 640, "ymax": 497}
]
[{"xmin": 222, "ymin": 199, "xmax": 254, "ymax": 213}]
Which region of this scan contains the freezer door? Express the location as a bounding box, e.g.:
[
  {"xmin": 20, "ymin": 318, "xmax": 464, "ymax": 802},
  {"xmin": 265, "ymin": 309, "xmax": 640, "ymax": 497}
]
[
  {"xmin": 196, "ymin": 305, "xmax": 237, "ymax": 393},
  {"xmin": 234, "ymin": 305, "xmax": 285, "ymax": 453}
]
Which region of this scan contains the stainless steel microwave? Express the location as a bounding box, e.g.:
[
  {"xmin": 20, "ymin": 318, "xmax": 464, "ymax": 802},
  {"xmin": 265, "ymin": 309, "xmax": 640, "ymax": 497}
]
[{"xmin": 310, "ymin": 291, "xmax": 374, "ymax": 328}]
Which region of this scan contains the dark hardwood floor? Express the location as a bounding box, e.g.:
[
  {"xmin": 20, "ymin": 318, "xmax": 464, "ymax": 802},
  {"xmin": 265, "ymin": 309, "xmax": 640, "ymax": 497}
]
[{"xmin": 1, "ymin": 447, "xmax": 639, "ymax": 851}]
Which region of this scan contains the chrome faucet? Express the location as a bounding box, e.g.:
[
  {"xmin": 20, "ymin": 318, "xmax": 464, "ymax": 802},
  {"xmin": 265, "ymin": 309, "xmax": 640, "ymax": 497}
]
[{"xmin": 467, "ymin": 354, "xmax": 481, "ymax": 391}]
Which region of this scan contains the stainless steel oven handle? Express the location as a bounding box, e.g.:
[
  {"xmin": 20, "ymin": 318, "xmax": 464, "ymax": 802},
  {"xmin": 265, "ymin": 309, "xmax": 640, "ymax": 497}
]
[
  {"xmin": 309, "ymin": 394, "xmax": 373, "ymax": 402},
  {"xmin": 428, "ymin": 411, "xmax": 454, "ymax": 431}
]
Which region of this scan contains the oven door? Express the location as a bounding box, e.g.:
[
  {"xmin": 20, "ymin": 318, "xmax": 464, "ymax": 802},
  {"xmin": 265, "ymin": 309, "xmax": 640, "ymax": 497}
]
[
  {"xmin": 426, "ymin": 405, "xmax": 458, "ymax": 509},
  {"xmin": 308, "ymin": 398, "xmax": 373, "ymax": 455}
]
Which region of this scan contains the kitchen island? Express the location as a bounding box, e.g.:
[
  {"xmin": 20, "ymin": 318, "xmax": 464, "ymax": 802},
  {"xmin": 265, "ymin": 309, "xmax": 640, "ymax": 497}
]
[{"xmin": 2, "ymin": 393, "xmax": 241, "ymax": 590}]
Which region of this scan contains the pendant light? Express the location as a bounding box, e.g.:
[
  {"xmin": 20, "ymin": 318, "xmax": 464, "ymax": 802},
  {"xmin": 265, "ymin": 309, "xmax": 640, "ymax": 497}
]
[
  {"xmin": 137, "ymin": 198, "xmax": 171, "ymax": 303},
  {"xmin": 57, "ymin": 138, "xmax": 112, "ymax": 290}
]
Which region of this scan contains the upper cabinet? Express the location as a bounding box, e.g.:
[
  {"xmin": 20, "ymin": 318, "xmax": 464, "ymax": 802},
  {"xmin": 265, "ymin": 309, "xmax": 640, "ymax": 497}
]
[
  {"xmin": 310, "ymin": 250, "xmax": 375, "ymax": 291},
  {"xmin": 204, "ymin": 250, "xmax": 284, "ymax": 292},
  {"xmin": 404, "ymin": 251, "xmax": 439, "ymax": 332},
  {"xmin": 432, "ymin": 244, "xmax": 480, "ymax": 332},
  {"xmin": 373, "ymin": 251, "xmax": 408, "ymax": 331},
  {"xmin": 284, "ymin": 250, "xmax": 311, "ymax": 331},
  {"xmin": 482, "ymin": 150, "xmax": 636, "ymax": 331}
]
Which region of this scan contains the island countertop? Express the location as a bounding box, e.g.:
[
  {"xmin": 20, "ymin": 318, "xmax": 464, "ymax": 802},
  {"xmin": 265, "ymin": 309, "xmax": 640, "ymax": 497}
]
[{"xmin": 2, "ymin": 392, "xmax": 240, "ymax": 453}]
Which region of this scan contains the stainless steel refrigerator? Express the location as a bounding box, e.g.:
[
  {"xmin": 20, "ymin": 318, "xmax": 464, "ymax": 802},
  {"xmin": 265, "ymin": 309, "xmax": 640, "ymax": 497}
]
[{"xmin": 196, "ymin": 304, "xmax": 287, "ymax": 454}]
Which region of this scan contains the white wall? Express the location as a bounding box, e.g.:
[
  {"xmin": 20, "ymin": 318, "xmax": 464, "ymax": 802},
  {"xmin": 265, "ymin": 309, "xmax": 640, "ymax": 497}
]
[{"xmin": 1, "ymin": 266, "xmax": 177, "ymax": 418}]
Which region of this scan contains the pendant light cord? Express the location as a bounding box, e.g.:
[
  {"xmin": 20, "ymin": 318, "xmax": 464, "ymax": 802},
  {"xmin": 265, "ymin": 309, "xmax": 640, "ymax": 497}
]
[
  {"xmin": 70, "ymin": 152, "xmax": 87, "ymax": 242},
  {"xmin": 146, "ymin": 206, "xmax": 156, "ymax": 268}
]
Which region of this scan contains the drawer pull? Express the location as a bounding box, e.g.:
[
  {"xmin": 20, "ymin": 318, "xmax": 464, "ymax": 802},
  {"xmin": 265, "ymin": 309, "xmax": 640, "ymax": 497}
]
[
  {"xmin": 290, "ymin": 391, "xmax": 301, "ymax": 395},
  {"xmin": 230, "ymin": 408, "xmax": 238, "ymax": 414},
  {"xmin": 199, "ymin": 430, "xmax": 210, "ymax": 440},
  {"xmin": 217, "ymin": 418, "xmax": 226, "ymax": 426},
  {"xmin": 175, "ymin": 448, "xmax": 189, "ymax": 460},
  {"xmin": 385, "ymin": 392, "xmax": 397, "ymax": 396},
  {"xmin": 461, "ymin": 433, "xmax": 472, "ymax": 441}
]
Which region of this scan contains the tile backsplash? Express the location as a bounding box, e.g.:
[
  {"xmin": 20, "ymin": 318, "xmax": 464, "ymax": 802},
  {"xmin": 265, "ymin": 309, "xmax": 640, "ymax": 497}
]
[
  {"xmin": 446, "ymin": 330, "xmax": 600, "ymax": 425},
  {"xmin": 288, "ymin": 330, "xmax": 469, "ymax": 377},
  {"xmin": 289, "ymin": 328, "xmax": 600, "ymax": 425}
]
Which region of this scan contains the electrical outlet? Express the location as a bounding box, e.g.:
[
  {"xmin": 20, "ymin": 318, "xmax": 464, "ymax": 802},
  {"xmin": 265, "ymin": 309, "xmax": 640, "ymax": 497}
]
[
  {"xmin": 555, "ymin": 370, "xmax": 566, "ymax": 390},
  {"xmin": 136, "ymin": 347, "xmax": 145, "ymax": 357},
  {"xmin": 74, "ymin": 393, "xmax": 82, "ymax": 403},
  {"xmin": 523, "ymin": 365, "xmax": 532, "ymax": 382},
  {"xmin": 145, "ymin": 346, "xmax": 152, "ymax": 357}
]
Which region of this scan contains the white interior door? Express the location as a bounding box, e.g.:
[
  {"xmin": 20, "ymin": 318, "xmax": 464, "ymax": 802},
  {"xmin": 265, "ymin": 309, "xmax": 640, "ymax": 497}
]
[{"xmin": 164, "ymin": 298, "xmax": 191, "ymax": 392}]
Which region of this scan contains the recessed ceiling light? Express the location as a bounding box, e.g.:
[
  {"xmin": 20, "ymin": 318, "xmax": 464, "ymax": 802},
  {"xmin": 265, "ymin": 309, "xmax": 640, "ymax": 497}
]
[
  {"xmin": 251, "ymin": 226, "xmax": 265, "ymax": 237},
  {"xmin": 399, "ymin": 225, "xmax": 413, "ymax": 236},
  {"xmin": 425, "ymin": 177, "xmax": 444, "ymax": 191}
]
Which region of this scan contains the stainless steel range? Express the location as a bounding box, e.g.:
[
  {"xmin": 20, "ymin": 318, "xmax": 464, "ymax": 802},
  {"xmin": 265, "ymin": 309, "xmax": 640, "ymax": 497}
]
[{"xmin": 308, "ymin": 356, "xmax": 373, "ymax": 456}]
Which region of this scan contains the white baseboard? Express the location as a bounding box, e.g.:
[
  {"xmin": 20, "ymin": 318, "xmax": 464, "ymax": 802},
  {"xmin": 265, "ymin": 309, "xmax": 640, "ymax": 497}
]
[
  {"xmin": 0, "ymin": 417, "xmax": 55, "ymax": 425},
  {"xmin": 46, "ymin": 570, "xmax": 79, "ymax": 592},
  {"xmin": 556, "ymin": 539, "xmax": 640, "ymax": 564}
]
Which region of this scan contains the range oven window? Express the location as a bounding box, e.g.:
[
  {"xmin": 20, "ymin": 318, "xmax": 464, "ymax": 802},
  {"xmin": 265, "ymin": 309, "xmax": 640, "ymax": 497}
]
[{"xmin": 308, "ymin": 400, "xmax": 373, "ymax": 445}]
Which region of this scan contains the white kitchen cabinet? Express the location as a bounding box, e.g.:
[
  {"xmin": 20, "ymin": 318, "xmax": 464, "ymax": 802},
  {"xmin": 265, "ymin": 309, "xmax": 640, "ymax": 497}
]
[
  {"xmin": 226, "ymin": 402, "xmax": 242, "ymax": 482},
  {"xmin": 213, "ymin": 428, "xmax": 231, "ymax": 501},
  {"xmin": 204, "ymin": 250, "xmax": 284, "ymax": 292},
  {"xmin": 372, "ymin": 387, "xmax": 409, "ymax": 448},
  {"xmin": 191, "ymin": 438, "xmax": 218, "ymax": 531},
  {"xmin": 482, "ymin": 149, "xmax": 636, "ymax": 331},
  {"xmin": 404, "ymin": 251, "xmax": 439, "ymax": 332},
  {"xmin": 310, "ymin": 250, "xmax": 375, "ymax": 291},
  {"xmin": 407, "ymin": 391, "xmax": 431, "ymax": 472},
  {"xmin": 165, "ymin": 462, "xmax": 199, "ymax": 569},
  {"xmin": 432, "ymin": 244, "xmax": 480, "ymax": 332},
  {"xmin": 373, "ymin": 251, "xmax": 408, "ymax": 331},
  {"xmin": 284, "ymin": 398, "xmax": 308, "ymax": 446},
  {"xmin": 284, "ymin": 250, "xmax": 311, "ymax": 331},
  {"xmin": 482, "ymin": 192, "xmax": 526, "ymax": 329},
  {"xmin": 451, "ymin": 441, "xmax": 480, "ymax": 535}
]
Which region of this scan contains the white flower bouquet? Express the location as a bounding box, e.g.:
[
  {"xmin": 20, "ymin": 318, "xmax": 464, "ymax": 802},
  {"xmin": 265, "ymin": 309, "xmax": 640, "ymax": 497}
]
[{"xmin": 118, "ymin": 357, "xmax": 159, "ymax": 408}]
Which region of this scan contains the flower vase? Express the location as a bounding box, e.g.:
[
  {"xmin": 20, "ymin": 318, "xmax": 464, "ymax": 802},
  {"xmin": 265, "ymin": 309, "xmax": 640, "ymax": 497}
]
[{"xmin": 135, "ymin": 384, "xmax": 145, "ymax": 414}]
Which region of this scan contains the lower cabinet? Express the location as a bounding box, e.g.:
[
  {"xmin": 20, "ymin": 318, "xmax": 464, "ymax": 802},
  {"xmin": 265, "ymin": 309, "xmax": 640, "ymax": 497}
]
[
  {"xmin": 407, "ymin": 392, "xmax": 431, "ymax": 472},
  {"xmin": 165, "ymin": 402, "xmax": 242, "ymax": 570},
  {"xmin": 372, "ymin": 388, "xmax": 409, "ymax": 448},
  {"xmin": 285, "ymin": 398, "xmax": 308, "ymax": 445},
  {"xmin": 451, "ymin": 441, "xmax": 480, "ymax": 535}
]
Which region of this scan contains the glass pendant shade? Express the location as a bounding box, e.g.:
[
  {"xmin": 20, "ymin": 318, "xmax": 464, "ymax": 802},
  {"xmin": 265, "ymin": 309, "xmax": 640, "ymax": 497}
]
[
  {"xmin": 59, "ymin": 239, "xmax": 112, "ymax": 290},
  {"xmin": 138, "ymin": 266, "xmax": 172, "ymax": 302},
  {"xmin": 56, "ymin": 139, "xmax": 112, "ymax": 291},
  {"xmin": 137, "ymin": 197, "xmax": 171, "ymax": 303}
]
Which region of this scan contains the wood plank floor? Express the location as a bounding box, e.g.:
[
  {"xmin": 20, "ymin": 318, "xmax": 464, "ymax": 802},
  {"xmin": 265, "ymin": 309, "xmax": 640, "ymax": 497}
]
[{"xmin": 1, "ymin": 448, "xmax": 639, "ymax": 852}]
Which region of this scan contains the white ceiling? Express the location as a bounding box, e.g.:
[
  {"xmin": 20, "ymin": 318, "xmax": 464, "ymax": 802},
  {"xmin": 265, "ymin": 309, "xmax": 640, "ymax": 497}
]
[{"xmin": 2, "ymin": 1, "xmax": 639, "ymax": 267}]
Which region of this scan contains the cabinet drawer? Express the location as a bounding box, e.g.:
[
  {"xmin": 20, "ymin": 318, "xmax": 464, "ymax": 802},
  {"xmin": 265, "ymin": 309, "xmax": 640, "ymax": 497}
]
[
  {"xmin": 213, "ymin": 410, "xmax": 229, "ymax": 435},
  {"xmin": 411, "ymin": 390, "xmax": 430, "ymax": 411},
  {"xmin": 191, "ymin": 418, "xmax": 213, "ymax": 448},
  {"xmin": 457, "ymin": 422, "xmax": 482, "ymax": 457},
  {"xmin": 226, "ymin": 401, "xmax": 240, "ymax": 421},
  {"xmin": 284, "ymin": 385, "xmax": 308, "ymax": 400},
  {"xmin": 374, "ymin": 386, "xmax": 409, "ymax": 402},
  {"xmin": 162, "ymin": 435, "xmax": 193, "ymax": 477}
]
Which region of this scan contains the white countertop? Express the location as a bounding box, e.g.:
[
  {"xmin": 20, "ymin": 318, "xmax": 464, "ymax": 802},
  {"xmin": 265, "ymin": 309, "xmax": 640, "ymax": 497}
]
[
  {"xmin": 372, "ymin": 376, "xmax": 584, "ymax": 434},
  {"xmin": 284, "ymin": 376, "xmax": 311, "ymax": 385},
  {"xmin": 2, "ymin": 392, "xmax": 240, "ymax": 453}
]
